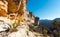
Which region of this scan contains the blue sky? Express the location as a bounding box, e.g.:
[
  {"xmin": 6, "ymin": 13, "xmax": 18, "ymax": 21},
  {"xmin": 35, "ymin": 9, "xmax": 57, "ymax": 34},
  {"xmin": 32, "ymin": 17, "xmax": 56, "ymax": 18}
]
[{"xmin": 27, "ymin": 0, "xmax": 60, "ymax": 20}]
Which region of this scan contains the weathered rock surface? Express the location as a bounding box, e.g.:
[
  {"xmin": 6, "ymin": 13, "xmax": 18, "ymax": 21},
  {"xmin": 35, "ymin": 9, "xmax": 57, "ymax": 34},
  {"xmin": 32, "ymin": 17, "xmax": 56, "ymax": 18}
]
[
  {"xmin": 0, "ymin": 0, "xmax": 50, "ymax": 37},
  {"xmin": 0, "ymin": 17, "xmax": 44, "ymax": 37}
]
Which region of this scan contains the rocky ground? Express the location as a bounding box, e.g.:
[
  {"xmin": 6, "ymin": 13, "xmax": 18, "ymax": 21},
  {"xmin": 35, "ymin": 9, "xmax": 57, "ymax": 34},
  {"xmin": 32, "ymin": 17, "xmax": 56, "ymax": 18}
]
[
  {"xmin": 0, "ymin": 17, "xmax": 50, "ymax": 37},
  {"xmin": 0, "ymin": 0, "xmax": 51, "ymax": 37}
]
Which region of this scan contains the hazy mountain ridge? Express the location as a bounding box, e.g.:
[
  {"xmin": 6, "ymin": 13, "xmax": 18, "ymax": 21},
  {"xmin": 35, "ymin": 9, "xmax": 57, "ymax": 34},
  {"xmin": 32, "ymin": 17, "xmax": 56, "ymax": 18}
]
[
  {"xmin": 40, "ymin": 20, "xmax": 52, "ymax": 28},
  {"xmin": 40, "ymin": 18, "xmax": 60, "ymax": 28},
  {"xmin": 54, "ymin": 18, "xmax": 60, "ymax": 20}
]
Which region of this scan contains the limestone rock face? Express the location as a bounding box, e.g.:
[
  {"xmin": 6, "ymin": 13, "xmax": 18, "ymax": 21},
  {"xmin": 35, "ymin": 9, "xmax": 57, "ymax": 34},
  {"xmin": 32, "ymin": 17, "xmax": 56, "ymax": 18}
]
[
  {"xmin": 0, "ymin": 0, "xmax": 45, "ymax": 37},
  {"xmin": 0, "ymin": 17, "xmax": 11, "ymax": 32},
  {"xmin": 8, "ymin": 25, "xmax": 35, "ymax": 37},
  {"xmin": 8, "ymin": 0, "xmax": 19, "ymax": 13},
  {"xmin": 0, "ymin": 0, "xmax": 8, "ymax": 16},
  {"xmin": 0, "ymin": 17, "xmax": 42, "ymax": 37},
  {"xmin": 8, "ymin": 24, "xmax": 42, "ymax": 37}
]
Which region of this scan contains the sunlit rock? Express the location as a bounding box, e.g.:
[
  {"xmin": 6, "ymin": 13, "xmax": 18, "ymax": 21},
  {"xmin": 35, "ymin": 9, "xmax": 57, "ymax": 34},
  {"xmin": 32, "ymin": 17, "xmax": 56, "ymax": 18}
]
[
  {"xmin": 0, "ymin": 0, "xmax": 49, "ymax": 37},
  {"xmin": 0, "ymin": 17, "xmax": 11, "ymax": 32},
  {"xmin": 0, "ymin": 0, "xmax": 8, "ymax": 16}
]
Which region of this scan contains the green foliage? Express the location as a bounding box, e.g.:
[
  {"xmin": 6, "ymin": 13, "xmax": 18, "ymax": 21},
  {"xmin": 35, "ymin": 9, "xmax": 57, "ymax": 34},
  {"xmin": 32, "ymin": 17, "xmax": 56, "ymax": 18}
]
[
  {"xmin": 11, "ymin": 19, "xmax": 20, "ymax": 32},
  {"xmin": 0, "ymin": 20, "xmax": 3, "ymax": 22}
]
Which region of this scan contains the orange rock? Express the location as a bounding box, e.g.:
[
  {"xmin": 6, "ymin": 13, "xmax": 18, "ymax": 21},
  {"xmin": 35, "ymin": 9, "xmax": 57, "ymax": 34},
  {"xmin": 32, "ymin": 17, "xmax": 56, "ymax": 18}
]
[
  {"xmin": 8, "ymin": 0, "xmax": 18, "ymax": 13},
  {"xmin": 0, "ymin": 0, "xmax": 8, "ymax": 17},
  {"xmin": 0, "ymin": 9, "xmax": 7, "ymax": 16}
]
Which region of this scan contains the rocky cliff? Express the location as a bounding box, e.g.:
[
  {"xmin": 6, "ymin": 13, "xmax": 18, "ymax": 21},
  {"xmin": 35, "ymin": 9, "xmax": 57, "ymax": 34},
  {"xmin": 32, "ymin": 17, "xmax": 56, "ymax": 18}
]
[{"xmin": 0, "ymin": 0, "xmax": 50, "ymax": 37}]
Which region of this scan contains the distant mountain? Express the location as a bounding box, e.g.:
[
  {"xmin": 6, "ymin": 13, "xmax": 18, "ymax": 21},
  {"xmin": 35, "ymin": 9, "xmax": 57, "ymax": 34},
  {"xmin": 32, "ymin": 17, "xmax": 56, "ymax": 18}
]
[
  {"xmin": 54, "ymin": 18, "xmax": 60, "ymax": 20},
  {"xmin": 40, "ymin": 20, "xmax": 53, "ymax": 28},
  {"xmin": 40, "ymin": 18, "xmax": 60, "ymax": 29}
]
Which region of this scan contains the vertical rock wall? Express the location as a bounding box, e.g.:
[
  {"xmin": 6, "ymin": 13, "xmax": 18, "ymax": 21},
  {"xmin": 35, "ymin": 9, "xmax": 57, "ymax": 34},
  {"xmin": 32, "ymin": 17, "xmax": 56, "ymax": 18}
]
[
  {"xmin": 0, "ymin": 0, "xmax": 8, "ymax": 16},
  {"xmin": 0, "ymin": 0, "xmax": 48, "ymax": 37}
]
